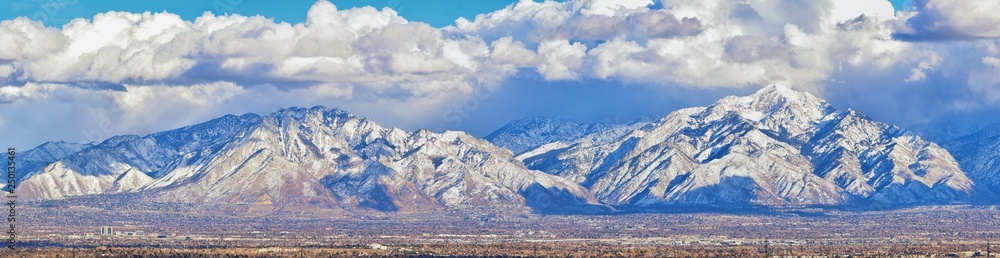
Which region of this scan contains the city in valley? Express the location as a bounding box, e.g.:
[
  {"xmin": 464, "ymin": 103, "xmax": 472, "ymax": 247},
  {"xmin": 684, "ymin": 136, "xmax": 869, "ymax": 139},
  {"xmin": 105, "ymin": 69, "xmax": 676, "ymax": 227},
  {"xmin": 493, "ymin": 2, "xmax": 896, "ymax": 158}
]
[{"xmin": 9, "ymin": 197, "xmax": 1000, "ymax": 257}]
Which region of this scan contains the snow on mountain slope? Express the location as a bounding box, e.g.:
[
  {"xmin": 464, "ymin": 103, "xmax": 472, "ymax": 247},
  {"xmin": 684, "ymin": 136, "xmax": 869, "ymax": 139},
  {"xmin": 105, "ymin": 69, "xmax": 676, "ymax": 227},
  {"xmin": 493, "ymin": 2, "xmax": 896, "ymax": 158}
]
[
  {"xmin": 3, "ymin": 141, "xmax": 91, "ymax": 197},
  {"xmin": 13, "ymin": 141, "xmax": 91, "ymax": 182},
  {"xmin": 15, "ymin": 85, "xmax": 990, "ymax": 212},
  {"xmin": 485, "ymin": 117, "xmax": 653, "ymax": 155},
  {"xmin": 16, "ymin": 107, "xmax": 605, "ymax": 214},
  {"xmin": 15, "ymin": 114, "xmax": 263, "ymax": 200},
  {"xmin": 934, "ymin": 123, "xmax": 1000, "ymax": 196},
  {"xmin": 112, "ymin": 168, "xmax": 154, "ymax": 192},
  {"xmin": 199, "ymin": 107, "xmax": 604, "ymax": 213},
  {"xmin": 19, "ymin": 141, "xmax": 90, "ymax": 164},
  {"xmin": 485, "ymin": 117, "xmax": 588, "ymax": 155},
  {"xmin": 516, "ymin": 85, "xmax": 983, "ymax": 207}
]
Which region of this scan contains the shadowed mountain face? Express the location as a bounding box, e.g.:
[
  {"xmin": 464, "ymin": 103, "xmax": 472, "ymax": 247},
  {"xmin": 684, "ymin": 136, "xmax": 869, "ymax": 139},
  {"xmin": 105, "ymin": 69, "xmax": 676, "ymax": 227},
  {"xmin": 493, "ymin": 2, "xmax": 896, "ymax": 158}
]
[
  {"xmin": 925, "ymin": 123, "xmax": 1000, "ymax": 196},
  {"xmin": 485, "ymin": 117, "xmax": 653, "ymax": 155},
  {"xmin": 500, "ymin": 85, "xmax": 987, "ymax": 208},
  {"xmin": 14, "ymin": 107, "xmax": 606, "ymax": 214},
  {"xmin": 12, "ymin": 141, "xmax": 92, "ymax": 183}
]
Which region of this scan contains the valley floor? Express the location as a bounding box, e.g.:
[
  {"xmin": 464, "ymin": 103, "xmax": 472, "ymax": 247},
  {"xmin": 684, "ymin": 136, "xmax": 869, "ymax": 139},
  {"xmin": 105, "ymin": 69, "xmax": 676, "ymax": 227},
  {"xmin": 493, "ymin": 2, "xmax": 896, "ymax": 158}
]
[
  {"xmin": 7, "ymin": 202, "xmax": 1000, "ymax": 257},
  {"xmin": 4, "ymin": 243, "xmax": 1000, "ymax": 257}
]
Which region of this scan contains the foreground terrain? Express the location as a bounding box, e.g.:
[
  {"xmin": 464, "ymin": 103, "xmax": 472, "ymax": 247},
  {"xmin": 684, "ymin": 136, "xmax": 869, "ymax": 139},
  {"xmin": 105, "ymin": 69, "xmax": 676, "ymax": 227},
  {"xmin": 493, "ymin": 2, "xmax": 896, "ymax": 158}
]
[
  {"xmin": 4, "ymin": 242, "xmax": 999, "ymax": 257},
  {"xmin": 7, "ymin": 202, "xmax": 1000, "ymax": 257}
]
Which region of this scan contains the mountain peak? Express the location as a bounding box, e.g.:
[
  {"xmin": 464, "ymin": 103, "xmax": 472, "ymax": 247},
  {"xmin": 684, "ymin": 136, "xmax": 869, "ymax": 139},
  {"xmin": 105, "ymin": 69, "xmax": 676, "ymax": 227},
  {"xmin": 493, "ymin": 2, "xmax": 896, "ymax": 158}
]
[
  {"xmin": 33, "ymin": 141, "xmax": 90, "ymax": 151},
  {"xmin": 760, "ymin": 83, "xmax": 794, "ymax": 94},
  {"xmin": 749, "ymin": 84, "xmax": 822, "ymax": 105},
  {"xmin": 713, "ymin": 84, "xmax": 824, "ymax": 108},
  {"xmin": 485, "ymin": 117, "xmax": 589, "ymax": 154},
  {"xmin": 495, "ymin": 117, "xmax": 580, "ymax": 129},
  {"xmin": 270, "ymin": 106, "xmax": 356, "ymax": 121},
  {"xmin": 705, "ymin": 84, "xmax": 833, "ymax": 130}
]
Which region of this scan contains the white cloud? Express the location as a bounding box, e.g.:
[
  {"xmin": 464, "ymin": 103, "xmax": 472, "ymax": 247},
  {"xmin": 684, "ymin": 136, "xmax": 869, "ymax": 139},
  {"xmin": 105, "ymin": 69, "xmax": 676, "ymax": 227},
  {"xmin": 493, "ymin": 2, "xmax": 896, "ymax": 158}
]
[
  {"xmin": 896, "ymin": 0, "xmax": 1000, "ymax": 40},
  {"xmin": 2, "ymin": 0, "xmax": 910, "ymax": 92},
  {"xmin": 905, "ymin": 52, "xmax": 942, "ymax": 82},
  {"xmin": 0, "ymin": 18, "xmax": 66, "ymax": 61},
  {"xmin": 536, "ymin": 39, "xmax": 587, "ymax": 80},
  {"xmin": 489, "ymin": 36, "xmax": 536, "ymax": 67},
  {"xmin": 829, "ymin": 0, "xmax": 895, "ymax": 23},
  {"xmin": 0, "ymin": 82, "xmax": 60, "ymax": 102},
  {"xmin": 3, "ymin": 0, "xmax": 1000, "ymax": 148},
  {"xmin": 1, "ymin": 1, "xmax": 497, "ymax": 97},
  {"xmin": 448, "ymin": 0, "xmax": 913, "ymax": 89},
  {"xmin": 582, "ymin": 0, "xmax": 652, "ymax": 16}
]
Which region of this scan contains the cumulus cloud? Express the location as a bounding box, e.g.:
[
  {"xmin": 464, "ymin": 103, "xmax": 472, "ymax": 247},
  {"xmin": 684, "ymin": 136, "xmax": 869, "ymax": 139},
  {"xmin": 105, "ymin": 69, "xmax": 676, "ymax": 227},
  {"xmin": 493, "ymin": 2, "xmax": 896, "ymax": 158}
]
[
  {"xmin": 1, "ymin": 1, "xmax": 502, "ymax": 97},
  {"xmin": 3, "ymin": 0, "xmax": 1000, "ymax": 148},
  {"xmin": 2, "ymin": 0, "xmax": 911, "ymax": 93},
  {"xmin": 448, "ymin": 0, "xmax": 911, "ymax": 89},
  {"xmin": 535, "ymin": 39, "xmax": 587, "ymax": 80},
  {"xmin": 452, "ymin": 1, "xmax": 703, "ymax": 46},
  {"xmin": 0, "ymin": 79, "xmax": 461, "ymax": 148},
  {"xmin": 582, "ymin": 0, "xmax": 653, "ymax": 16},
  {"xmin": 894, "ymin": 0, "xmax": 1000, "ymax": 40},
  {"xmin": 0, "ymin": 18, "xmax": 66, "ymax": 61}
]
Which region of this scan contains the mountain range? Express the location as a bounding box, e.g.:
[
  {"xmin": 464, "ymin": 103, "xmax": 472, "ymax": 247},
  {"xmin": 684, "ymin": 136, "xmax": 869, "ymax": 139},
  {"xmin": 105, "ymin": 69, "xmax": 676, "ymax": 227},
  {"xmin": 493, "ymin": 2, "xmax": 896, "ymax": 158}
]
[
  {"xmin": 500, "ymin": 85, "xmax": 988, "ymax": 207},
  {"xmin": 11, "ymin": 107, "xmax": 604, "ymax": 214},
  {"xmin": 10, "ymin": 85, "xmax": 999, "ymax": 214}
]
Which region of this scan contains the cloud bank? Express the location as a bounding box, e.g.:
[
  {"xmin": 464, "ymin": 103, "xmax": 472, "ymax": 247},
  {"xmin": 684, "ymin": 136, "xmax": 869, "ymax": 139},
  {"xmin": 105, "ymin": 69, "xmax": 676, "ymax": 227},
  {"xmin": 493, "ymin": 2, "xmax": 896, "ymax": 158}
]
[
  {"xmin": 894, "ymin": 0, "xmax": 1000, "ymax": 40},
  {"xmin": 1, "ymin": 0, "xmax": 999, "ymax": 148}
]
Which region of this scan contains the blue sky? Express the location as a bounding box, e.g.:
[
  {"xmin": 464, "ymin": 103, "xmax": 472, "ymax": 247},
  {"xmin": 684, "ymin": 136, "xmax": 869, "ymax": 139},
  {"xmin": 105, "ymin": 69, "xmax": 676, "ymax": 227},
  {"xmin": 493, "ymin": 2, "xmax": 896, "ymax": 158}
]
[
  {"xmin": 887, "ymin": 0, "xmax": 911, "ymax": 10},
  {"xmin": 1, "ymin": 0, "xmax": 540, "ymax": 28},
  {"xmin": 2, "ymin": 0, "xmax": 913, "ymax": 28},
  {"xmin": 1, "ymin": 0, "xmax": 998, "ymax": 149}
]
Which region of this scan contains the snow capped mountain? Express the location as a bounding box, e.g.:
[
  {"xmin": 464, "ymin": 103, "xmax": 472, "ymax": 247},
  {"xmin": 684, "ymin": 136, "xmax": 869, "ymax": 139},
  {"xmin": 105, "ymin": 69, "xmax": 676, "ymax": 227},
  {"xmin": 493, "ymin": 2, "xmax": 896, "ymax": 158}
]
[
  {"xmin": 514, "ymin": 85, "xmax": 984, "ymax": 207},
  {"xmin": 15, "ymin": 107, "xmax": 605, "ymax": 214}
]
